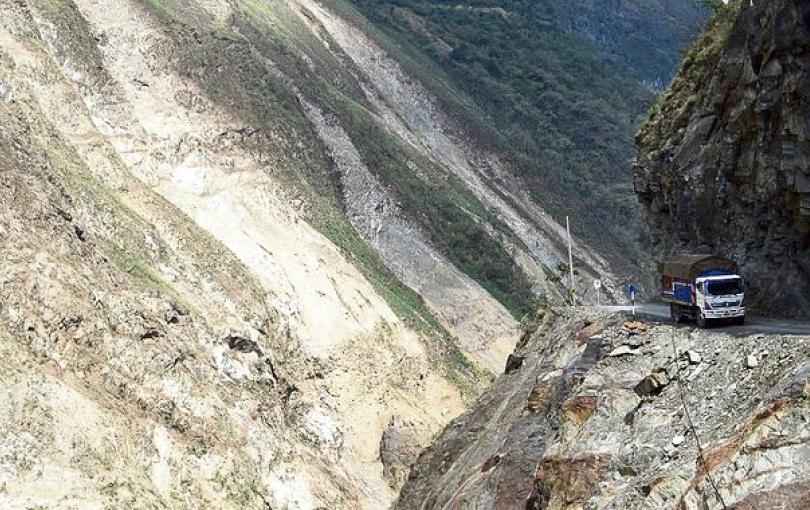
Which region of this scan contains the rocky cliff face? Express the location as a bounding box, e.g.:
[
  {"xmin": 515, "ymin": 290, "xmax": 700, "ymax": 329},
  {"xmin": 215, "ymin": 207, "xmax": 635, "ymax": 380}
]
[
  {"xmin": 635, "ymin": 0, "xmax": 810, "ymax": 317},
  {"xmin": 397, "ymin": 309, "xmax": 810, "ymax": 509}
]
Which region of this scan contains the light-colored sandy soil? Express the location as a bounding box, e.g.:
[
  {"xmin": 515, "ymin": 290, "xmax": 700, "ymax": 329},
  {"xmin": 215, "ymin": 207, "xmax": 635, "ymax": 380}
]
[{"xmin": 0, "ymin": 0, "xmax": 471, "ymax": 507}]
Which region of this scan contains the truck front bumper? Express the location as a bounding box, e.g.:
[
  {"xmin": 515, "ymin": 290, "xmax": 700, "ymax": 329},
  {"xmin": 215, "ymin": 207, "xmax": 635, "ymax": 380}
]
[{"xmin": 705, "ymin": 308, "xmax": 745, "ymax": 319}]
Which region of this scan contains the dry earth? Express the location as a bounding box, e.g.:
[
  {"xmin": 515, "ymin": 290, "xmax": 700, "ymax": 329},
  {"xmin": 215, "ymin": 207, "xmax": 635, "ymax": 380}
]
[{"xmin": 0, "ymin": 0, "xmax": 626, "ymax": 507}]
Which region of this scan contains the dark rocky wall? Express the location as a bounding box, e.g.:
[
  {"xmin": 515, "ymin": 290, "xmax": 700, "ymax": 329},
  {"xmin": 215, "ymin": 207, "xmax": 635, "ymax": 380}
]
[{"xmin": 635, "ymin": 0, "xmax": 810, "ymax": 317}]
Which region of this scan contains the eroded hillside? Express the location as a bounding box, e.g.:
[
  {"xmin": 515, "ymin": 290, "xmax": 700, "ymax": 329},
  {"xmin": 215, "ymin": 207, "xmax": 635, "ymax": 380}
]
[
  {"xmin": 0, "ymin": 0, "xmax": 621, "ymax": 506},
  {"xmin": 0, "ymin": 0, "xmax": 703, "ymax": 507},
  {"xmin": 0, "ymin": 2, "xmax": 473, "ymax": 506}
]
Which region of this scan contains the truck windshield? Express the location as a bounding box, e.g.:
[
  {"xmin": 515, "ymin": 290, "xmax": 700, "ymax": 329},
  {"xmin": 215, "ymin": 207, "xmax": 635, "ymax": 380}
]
[{"xmin": 707, "ymin": 279, "xmax": 743, "ymax": 296}]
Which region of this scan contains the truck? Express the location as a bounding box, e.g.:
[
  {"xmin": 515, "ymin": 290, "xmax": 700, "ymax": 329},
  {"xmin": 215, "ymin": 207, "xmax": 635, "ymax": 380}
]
[{"xmin": 660, "ymin": 254, "xmax": 745, "ymax": 327}]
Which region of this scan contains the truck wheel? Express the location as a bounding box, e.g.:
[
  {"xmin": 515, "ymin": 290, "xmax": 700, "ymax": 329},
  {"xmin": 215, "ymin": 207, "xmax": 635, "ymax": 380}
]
[
  {"xmin": 697, "ymin": 313, "xmax": 707, "ymax": 328},
  {"xmin": 670, "ymin": 304, "xmax": 680, "ymax": 323}
]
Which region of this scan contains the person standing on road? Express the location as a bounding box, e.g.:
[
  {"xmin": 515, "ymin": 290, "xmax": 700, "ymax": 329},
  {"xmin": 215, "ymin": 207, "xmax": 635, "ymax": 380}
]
[{"xmin": 626, "ymin": 280, "xmax": 638, "ymax": 314}]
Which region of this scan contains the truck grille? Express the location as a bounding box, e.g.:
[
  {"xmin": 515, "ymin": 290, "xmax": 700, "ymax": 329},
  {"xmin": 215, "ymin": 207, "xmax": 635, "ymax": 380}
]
[{"xmin": 714, "ymin": 301, "xmax": 740, "ymax": 308}]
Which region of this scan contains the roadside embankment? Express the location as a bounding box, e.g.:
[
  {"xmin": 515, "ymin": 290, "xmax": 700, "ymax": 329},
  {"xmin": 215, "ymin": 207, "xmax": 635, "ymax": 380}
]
[{"xmin": 397, "ymin": 308, "xmax": 810, "ymax": 509}]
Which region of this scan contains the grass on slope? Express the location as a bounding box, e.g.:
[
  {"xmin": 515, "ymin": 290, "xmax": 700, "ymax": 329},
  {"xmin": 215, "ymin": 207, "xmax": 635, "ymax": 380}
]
[
  {"xmin": 344, "ymin": 0, "xmax": 700, "ymax": 272},
  {"xmin": 130, "ymin": 0, "xmax": 498, "ymax": 394}
]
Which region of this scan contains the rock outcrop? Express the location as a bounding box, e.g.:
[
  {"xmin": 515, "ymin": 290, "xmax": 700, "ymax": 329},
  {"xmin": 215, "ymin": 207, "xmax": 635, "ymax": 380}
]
[
  {"xmin": 379, "ymin": 416, "xmax": 428, "ymax": 491},
  {"xmin": 396, "ymin": 309, "xmax": 810, "ymax": 509},
  {"xmin": 635, "ymin": 0, "xmax": 810, "ymax": 317}
]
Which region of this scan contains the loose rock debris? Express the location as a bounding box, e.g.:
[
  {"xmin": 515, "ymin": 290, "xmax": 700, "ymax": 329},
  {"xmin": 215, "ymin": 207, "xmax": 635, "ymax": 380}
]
[
  {"xmin": 623, "ymin": 320, "xmax": 649, "ymax": 332},
  {"xmin": 397, "ymin": 309, "xmax": 810, "ymax": 509}
]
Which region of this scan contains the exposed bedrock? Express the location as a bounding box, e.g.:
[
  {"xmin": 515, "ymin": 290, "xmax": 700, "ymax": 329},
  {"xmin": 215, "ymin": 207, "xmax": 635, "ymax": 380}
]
[{"xmin": 635, "ymin": 0, "xmax": 810, "ymax": 317}]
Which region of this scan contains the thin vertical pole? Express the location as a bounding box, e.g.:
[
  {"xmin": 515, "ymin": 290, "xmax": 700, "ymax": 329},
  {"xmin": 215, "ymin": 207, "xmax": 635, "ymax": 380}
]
[
  {"xmin": 628, "ymin": 280, "xmax": 636, "ymax": 316},
  {"xmin": 566, "ymin": 216, "xmax": 574, "ymax": 305}
]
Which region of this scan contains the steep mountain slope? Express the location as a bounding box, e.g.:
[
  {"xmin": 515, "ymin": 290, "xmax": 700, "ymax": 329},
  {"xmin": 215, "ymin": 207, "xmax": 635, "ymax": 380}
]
[
  {"xmin": 0, "ymin": 0, "xmax": 613, "ymax": 506},
  {"xmin": 347, "ymin": 0, "xmax": 707, "ymax": 272},
  {"xmin": 397, "ymin": 309, "xmax": 810, "ymax": 509},
  {"xmin": 635, "ymin": 0, "xmax": 810, "ymax": 317},
  {"xmin": 0, "ymin": 0, "xmax": 702, "ymax": 507},
  {"xmin": 1, "ymin": 2, "xmax": 477, "ymax": 506}
]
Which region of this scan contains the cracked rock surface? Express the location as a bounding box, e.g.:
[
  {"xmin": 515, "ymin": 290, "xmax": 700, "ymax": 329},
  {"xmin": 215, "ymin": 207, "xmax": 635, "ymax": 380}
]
[
  {"xmin": 396, "ymin": 309, "xmax": 810, "ymax": 509},
  {"xmin": 635, "ymin": 0, "xmax": 810, "ymax": 317}
]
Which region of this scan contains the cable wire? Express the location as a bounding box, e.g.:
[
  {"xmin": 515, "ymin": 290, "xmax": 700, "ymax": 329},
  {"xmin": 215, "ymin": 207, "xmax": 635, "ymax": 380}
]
[{"xmin": 669, "ymin": 334, "xmax": 729, "ymax": 509}]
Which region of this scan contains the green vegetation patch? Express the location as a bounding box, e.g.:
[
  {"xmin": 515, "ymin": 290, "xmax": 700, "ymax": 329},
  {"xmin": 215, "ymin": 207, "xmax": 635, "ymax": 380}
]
[
  {"xmin": 343, "ymin": 0, "xmax": 705, "ymax": 273},
  {"xmin": 140, "ymin": 0, "xmax": 184, "ymax": 23},
  {"xmin": 105, "ymin": 243, "xmax": 180, "ymax": 299},
  {"xmin": 317, "ymin": 88, "xmax": 535, "ymax": 318}
]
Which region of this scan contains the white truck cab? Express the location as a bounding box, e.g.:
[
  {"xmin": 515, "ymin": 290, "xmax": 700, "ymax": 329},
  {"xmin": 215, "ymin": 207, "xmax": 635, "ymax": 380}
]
[
  {"xmin": 694, "ymin": 275, "xmax": 746, "ymax": 326},
  {"xmin": 662, "ymin": 255, "xmax": 746, "ymax": 327}
]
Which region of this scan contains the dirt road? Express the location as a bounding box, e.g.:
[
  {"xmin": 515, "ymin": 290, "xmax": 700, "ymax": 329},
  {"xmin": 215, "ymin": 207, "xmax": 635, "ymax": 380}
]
[{"xmin": 601, "ymin": 303, "xmax": 810, "ymax": 336}]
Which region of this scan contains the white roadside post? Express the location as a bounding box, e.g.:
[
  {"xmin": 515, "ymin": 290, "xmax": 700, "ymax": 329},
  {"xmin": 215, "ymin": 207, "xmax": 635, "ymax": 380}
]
[
  {"xmin": 566, "ymin": 216, "xmax": 574, "ymax": 306},
  {"xmin": 594, "ymin": 279, "xmax": 601, "ymax": 306},
  {"xmin": 631, "ymin": 288, "xmax": 636, "ymax": 316}
]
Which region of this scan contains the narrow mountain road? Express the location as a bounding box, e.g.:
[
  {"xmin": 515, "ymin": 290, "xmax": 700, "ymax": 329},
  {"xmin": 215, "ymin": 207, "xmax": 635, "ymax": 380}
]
[{"xmin": 601, "ymin": 303, "xmax": 810, "ymax": 336}]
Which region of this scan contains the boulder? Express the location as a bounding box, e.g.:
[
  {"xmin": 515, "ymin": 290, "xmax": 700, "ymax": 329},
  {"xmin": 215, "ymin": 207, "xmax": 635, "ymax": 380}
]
[{"xmin": 379, "ymin": 416, "xmax": 425, "ymax": 490}]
